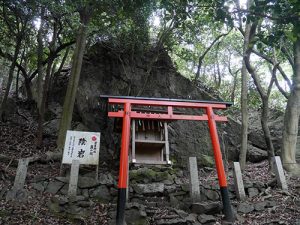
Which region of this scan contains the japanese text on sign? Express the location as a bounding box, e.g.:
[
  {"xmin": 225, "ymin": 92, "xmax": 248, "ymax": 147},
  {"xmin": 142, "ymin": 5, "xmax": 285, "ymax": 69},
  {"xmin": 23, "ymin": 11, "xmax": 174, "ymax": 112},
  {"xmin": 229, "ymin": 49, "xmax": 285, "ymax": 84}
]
[{"xmin": 62, "ymin": 130, "xmax": 101, "ymax": 165}]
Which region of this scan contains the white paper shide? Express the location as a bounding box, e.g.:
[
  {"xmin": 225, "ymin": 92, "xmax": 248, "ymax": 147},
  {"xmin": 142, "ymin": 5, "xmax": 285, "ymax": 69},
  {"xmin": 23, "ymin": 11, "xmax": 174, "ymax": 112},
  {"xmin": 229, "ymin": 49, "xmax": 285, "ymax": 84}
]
[{"xmin": 62, "ymin": 130, "xmax": 101, "ymax": 165}]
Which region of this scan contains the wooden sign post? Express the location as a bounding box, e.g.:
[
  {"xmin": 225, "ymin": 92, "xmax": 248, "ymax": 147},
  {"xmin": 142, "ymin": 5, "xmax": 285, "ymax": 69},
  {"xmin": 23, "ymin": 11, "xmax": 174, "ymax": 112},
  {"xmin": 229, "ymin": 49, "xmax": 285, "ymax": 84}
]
[
  {"xmin": 61, "ymin": 130, "xmax": 101, "ymax": 198},
  {"xmin": 68, "ymin": 160, "xmax": 80, "ymax": 198}
]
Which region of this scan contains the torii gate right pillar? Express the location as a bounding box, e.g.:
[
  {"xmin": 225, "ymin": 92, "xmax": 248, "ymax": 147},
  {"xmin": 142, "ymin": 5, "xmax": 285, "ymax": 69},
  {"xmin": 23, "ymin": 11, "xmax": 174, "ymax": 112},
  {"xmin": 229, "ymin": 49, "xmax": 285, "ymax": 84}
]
[{"xmin": 207, "ymin": 106, "xmax": 234, "ymax": 221}]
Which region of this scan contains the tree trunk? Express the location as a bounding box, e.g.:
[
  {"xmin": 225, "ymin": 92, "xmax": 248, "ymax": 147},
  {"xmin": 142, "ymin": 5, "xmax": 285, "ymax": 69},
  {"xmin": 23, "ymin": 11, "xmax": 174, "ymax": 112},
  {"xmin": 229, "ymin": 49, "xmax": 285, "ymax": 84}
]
[
  {"xmin": 282, "ymin": 37, "xmax": 300, "ymax": 174},
  {"xmin": 0, "ymin": 36, "xmax": 22, "ymax": 120},
  {"xmin": 0, "ymin": 77, "xmax": 3, "ymax": 101},
  {"xmin": 37, "ymin": 57, "xmax": 55, "ymax": 147},
  {"xmin": 230, "ymin": 71, "xmax": 238, "ymax": 103},
  {"xmin": 244, "ymin": 63, "xmax": 275, "ymax": 167},
  {"xmin": 243, "ymin": 21, "xmax": 276, "ymax": 168},
  {"xmin": 239, "ymin": 24, "xmax": 251, "ymax": 171},
  {"xmin": 15, "ymin": 49, "xmax": 25, "ymax": 100},
  {"xmin": 216, "ymin": 42, "xmax": 222, "ymax": 89},
  {"xmin": 57, "ymin": 11, "xmax": 91, "ymax": 151},
  {"xmin": 37, "ymin": 7, "xmax": 45, "ymax": 110},
  {"xmin": 15, "ymin": 68, "xmax": 20, "ymax": 100},
  {"xmin": 37, "ymin": 20, "xmax": 58, "ymax": 147},
  {"xmin": 48, "ymin": 47, "xmax": 69, "ymax": 102},
  {"xmin": 24, "ymin": 77, "xmax": 33, "ymax": 103},
  {"xmin": 261, "ymin": 96, "xmax": 275, "ymax": 165}
]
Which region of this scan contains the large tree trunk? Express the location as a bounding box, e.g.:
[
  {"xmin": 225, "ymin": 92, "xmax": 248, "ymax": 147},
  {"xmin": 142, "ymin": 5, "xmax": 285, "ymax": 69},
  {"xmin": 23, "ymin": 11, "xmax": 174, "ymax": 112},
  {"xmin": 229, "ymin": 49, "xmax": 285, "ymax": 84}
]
[
  {"xmin": 282, "ymin": 37, "xmax": 300, "ymax": 174},
  {"xmin": 57, "ymin": 10, "xmax": 91, "ymax": 151},
  {"xmin": 0, "ymin": 36, "xmax": 22, "ymax": 120}
]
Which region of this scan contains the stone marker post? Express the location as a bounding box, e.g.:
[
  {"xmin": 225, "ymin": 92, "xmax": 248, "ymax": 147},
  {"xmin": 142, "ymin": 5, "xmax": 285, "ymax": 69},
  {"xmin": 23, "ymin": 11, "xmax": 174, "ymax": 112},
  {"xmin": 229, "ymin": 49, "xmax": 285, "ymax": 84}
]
[
  {"xmin": 188, "ymin": 157, "xmax": 201, "ymax": 202},
  {"xmin": 68, "ymin": 160, "xmax": 80, "ymax": 199},
  {"xmin": 272, "ymin": 156, "xmax": 288, "ymax": 191},
  {"xmin": 233, "ymin": 162, "xmax": 246, "ymax": 200},
  {"xmin": 6, "ymin": 158, "xmax": 30, "ymax": 201}
]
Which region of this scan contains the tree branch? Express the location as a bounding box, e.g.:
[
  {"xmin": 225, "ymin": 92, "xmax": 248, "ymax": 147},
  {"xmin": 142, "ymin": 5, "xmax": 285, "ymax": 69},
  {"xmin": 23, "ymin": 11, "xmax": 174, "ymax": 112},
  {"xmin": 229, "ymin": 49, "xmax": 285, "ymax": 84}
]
[
  {"xmin": 281, "ymin": 46, "xmax": 294, "ymax": 68},
  {"xmin": 267, "ymin": 64, "xmax": 276, "ymax": 97},
  {"xmin": 194, "ymin": 29, "xmax": 232, "ymax": 80},
  {"xmin": 252, "ymin": 49, "xmax": 292, "ymax": 89},
  {"xmin": 232, "ymin": 9, "xmax": 298, "ymax": 21},
  {"xmin": 244, "ymin": 23, "xmax": 267, "ymax": 99},
  {"xmin": 244, "ymin": 51, "xmax": 267, "ymax": 98},
  {"xmin": 29, "ymin": 40, "xmax": 75, "ymax": 81}
]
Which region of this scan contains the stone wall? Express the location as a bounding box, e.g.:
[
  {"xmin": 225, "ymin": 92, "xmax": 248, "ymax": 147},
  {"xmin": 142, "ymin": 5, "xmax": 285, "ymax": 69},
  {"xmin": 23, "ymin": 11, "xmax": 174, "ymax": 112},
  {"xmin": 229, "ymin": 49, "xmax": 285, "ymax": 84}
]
[{"xmin": 28, "ymin": 164, "xmax": 280, "ymax": 225}]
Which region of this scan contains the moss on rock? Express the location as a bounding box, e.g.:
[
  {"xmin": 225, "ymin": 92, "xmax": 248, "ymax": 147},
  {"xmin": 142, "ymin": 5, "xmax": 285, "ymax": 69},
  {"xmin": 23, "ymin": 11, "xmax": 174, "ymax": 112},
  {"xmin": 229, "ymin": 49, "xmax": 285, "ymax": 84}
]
[{"xmin": 199, "ymin": 154, "xmax": 215, "ymax": 168}]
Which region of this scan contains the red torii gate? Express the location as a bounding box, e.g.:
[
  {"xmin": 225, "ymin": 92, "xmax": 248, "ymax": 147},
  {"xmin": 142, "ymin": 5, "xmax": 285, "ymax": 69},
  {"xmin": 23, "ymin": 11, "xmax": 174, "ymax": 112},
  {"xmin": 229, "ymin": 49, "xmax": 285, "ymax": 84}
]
[{"xmin": 101, "ymin": 95, "xmax": 234, "ymax": 224}]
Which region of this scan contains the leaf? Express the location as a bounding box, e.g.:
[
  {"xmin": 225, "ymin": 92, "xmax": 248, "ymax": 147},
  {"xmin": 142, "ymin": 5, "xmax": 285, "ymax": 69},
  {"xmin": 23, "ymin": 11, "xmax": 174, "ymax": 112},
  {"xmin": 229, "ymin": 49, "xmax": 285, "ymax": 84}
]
[{"xmin": 257, "ymin": 42, "xmax": 263, "ymax": 51}]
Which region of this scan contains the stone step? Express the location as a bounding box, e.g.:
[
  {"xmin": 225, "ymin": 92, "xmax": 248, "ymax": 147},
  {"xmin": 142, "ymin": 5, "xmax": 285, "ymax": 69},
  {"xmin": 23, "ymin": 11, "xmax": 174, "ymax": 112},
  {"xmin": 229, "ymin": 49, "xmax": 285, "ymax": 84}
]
[
  {"xmin": 144, "ymin": 202, "xmax": 158, "ymax": 207},
  {"xmin": 146, "ymin": 209, "xmax": 159, "ymax": 216},
  {"xmin": 153, "ymin": 214, "xmax": 179, "ymax": 220},
  {"xmin": 155, "ymin": 218, "xmax": 189, "ymax": 225}
]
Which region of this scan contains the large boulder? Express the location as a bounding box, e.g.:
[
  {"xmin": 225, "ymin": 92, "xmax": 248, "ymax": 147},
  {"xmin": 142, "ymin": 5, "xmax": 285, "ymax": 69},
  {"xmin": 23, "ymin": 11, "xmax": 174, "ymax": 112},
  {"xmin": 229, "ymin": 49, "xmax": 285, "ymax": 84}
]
[
  {"xmin": 74, "ymin": 44, "xmax": 236, "ymax": 167},
  {"xmin": 247, "ymin": 144, "xmax": 268, "ymax": 163},
  {"xmin": 49, "ymin": 43, "xmax": 283, "ymax": 168}
]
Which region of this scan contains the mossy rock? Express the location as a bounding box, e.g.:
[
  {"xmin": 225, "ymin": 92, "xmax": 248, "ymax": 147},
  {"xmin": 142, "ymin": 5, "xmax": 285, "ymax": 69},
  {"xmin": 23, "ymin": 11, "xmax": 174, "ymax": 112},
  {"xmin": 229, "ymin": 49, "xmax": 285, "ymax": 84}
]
[
  {"xmin": 125, "ymin": 208, "xmax": 149, "ymax": 225},
  {"xmin": 0, "ymin": 210, "xmax": 9, "ymax": 217},
  {"xmin": 127, "ymin": 218, "xmax": 149, "ymax": 225},
  {"xmin": 181, "ymin": 184, "xmax": 189, "ymax": 192},
  {"xmin": 48, "ymin": 201, "xmax": 91, "ymax": 223},
  {"xmin": 129, "ymin": 168, "xmax": 157, "ymax": 183},
  {"xmin": 90, "ymin": 185, "xmax": 111, "ymax": 203},
  {"xmin": 199, "ymin": 154, "xmax": 215, "ymax": 168},
  {"xmin": 48, "ymin": 202, "xmax": 64, "ymax": 213},
  {"xmin": 155, "ymin": 171, "xmax": 173, "ymax": 182},
  {"xmin": 168, "ymin": 167, "xmax": 183, "ymax": 176},
  {"xmin": 130, "ymin": 167, "xmax": 174, "ymax": 183}
]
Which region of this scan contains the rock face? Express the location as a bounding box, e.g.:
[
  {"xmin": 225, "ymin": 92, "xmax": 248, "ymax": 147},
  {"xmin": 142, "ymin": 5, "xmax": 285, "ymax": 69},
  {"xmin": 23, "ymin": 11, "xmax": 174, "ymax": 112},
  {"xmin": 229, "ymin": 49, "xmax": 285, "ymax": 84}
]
[
  {"xmin": 49, "ymin": 43, "xmax": 283, "ymax": 167},
  {"xmin": 223, "ymin": 110, "xmax": 283, "ymax": 163}
]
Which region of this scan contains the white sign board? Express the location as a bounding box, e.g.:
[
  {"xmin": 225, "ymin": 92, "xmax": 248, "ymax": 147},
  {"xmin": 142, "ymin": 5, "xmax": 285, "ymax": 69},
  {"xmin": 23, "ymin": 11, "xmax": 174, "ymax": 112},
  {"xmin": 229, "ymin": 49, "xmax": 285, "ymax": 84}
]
[{"xmin": 62, "ymin": 130, "xmax": 101, "ymax": 165}]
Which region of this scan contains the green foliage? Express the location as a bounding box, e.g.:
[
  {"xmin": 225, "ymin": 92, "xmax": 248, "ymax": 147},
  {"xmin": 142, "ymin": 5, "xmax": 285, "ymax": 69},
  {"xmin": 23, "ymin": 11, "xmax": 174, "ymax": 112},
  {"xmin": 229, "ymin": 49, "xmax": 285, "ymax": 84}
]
[{"xmin": 0, "ymin": 0, "xmax": 297, "ymax": 113}]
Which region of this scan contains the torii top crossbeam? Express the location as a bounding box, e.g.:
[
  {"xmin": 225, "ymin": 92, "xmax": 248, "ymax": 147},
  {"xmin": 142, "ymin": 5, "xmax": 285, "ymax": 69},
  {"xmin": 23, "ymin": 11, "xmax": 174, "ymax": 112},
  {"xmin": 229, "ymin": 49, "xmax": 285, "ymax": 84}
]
[{"xmin": 100, "ymin": 95, "xmax": 235, "ymax": 224}]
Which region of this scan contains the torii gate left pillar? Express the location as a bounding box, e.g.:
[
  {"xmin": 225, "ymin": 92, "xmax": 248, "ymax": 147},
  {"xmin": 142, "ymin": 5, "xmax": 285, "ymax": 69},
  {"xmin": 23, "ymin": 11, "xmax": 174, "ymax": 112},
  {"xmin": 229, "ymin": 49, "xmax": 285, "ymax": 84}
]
[
  {"xmin": 103, "ymin": 96, "xmax": 235, "ymax": 224},
  {"xmin": 116, "ymin": 102, "xmax": 131, "ymax": 224}
]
